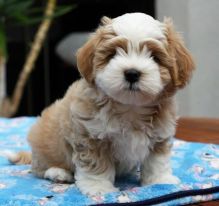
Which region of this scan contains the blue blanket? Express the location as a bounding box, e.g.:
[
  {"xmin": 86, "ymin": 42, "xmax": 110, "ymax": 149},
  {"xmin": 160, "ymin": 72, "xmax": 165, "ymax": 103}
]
[{"xmin": 0, "ymin": 117, "xmax": 219, "ymax": 206}]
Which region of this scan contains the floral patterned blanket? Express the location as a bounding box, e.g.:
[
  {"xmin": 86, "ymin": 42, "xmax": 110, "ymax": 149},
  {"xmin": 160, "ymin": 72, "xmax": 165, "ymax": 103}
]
[{"xmin": 0, "ymin": 117, "xmax": 219, "ymax": 206}]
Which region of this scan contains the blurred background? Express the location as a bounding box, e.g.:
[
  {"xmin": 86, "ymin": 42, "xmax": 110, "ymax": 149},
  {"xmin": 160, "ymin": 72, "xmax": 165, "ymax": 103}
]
[{"xmin": 0, "ymin": 0, "xmax": 218, "ymax": 118}]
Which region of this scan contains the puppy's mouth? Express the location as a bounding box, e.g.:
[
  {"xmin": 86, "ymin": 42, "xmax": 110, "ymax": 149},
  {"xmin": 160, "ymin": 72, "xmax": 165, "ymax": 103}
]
[{"xmin": 125, "ymin": 83, "xmax": 140, "ymax": 91}]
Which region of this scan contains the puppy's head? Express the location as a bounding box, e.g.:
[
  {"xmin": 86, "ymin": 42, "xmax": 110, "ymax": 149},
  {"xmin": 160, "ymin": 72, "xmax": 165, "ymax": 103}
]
[{"xmin": 77, "ymin": 13, "xmax": 195, "ymax": 106}]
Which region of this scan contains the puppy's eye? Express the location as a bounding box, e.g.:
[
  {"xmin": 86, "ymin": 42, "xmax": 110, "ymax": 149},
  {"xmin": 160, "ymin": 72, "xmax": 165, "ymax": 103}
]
[
  {"xmin": 141, "ymin": 40, "xmax": 172, "ymax": 68},
  {"xmin": 106, "ymin": 50, "xmax": 116, "ymax": 60},
  {"xmin": 150, "ymin": 53, "xmax": 161, "ymax": 64},
  {"xmin": 151, "ymin": 54, "xmax": 160, "ymax": 64},
  {"xmin": 95, "ymin": 47, "xmax": 116, "ymax": 68},
  {"xmin": 150, "ymin": 51, "xmax": 173, "ymax": 68},
  {"xmin": 101, "ymin": 49, "xmax": 116, "ymax": 64}
]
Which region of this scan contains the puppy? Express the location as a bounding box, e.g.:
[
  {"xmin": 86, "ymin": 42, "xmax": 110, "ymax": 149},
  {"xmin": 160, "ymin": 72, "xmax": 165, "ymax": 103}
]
[{"xmin": 9, "ymin": 13, "xmax": 194, "ymax": 195}]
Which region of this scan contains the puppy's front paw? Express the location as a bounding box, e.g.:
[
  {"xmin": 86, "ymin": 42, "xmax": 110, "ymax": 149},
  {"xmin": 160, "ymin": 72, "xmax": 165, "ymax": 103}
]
[
  {"xmin": 141, "ymin": 174, "xmax": 180, "ymax": 186},
  {"xmin": 76, "ymin": 179, "xmax": 119, "ymax": 196}
]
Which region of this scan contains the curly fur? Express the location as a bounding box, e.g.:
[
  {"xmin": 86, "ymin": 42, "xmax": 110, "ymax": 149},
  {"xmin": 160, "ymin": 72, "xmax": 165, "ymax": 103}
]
[{"xmin": 9, "ymin": 13, "xmax": 195, "ymax": 196}]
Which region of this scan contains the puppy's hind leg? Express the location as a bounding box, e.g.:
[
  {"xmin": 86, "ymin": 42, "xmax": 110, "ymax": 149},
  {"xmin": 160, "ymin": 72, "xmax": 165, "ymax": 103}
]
[
  {"xmin": 0, "ymin": 150, "xmax": 31, "ymax": 165},
  {"xmin": 44, "ymin": 167, "xmax": 74, "ymax": 183},
  {"xmin": 31, "ymin": 150, "xmax": 74, "ymax": 183}
]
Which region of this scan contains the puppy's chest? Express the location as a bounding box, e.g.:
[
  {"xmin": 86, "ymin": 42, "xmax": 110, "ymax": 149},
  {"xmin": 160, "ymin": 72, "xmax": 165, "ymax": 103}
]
[
  {"xmin": 84, "ymin": 105, "xmax": 155, "ymax": 163},
  {"xmin": 87, "ymin": 106, "xmax": 154, "ymax": 138}
]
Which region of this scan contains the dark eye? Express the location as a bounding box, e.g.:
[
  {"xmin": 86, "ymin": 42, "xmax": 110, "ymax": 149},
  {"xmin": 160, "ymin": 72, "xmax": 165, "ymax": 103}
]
[
  {"xmin": 152, "ymin": 55, "xmax": 161, "ymax": 64},
  {"xmin": 95, "ymin": 47, "xmax": 116, "ymax": 68},
  {"xmin": 150, "ymin": 52, "xmax": 161, "ymax": 64},
  {"xmin": 150, "ymin": 51, "xmax": 173, "ymax": 68},
  {"xmin": 106, "ymin": 49, "xmax": 116, "ymax": 60}
]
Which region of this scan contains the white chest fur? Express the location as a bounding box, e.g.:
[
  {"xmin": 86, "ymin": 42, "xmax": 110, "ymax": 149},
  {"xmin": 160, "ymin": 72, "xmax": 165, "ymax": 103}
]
[
  {"xmin": 80, "ymin": 102, "xmax": 158, "ymax": 173},
  {"xmin": 112, "ymin": 130, "xmax": 150, "ymax": 174}
]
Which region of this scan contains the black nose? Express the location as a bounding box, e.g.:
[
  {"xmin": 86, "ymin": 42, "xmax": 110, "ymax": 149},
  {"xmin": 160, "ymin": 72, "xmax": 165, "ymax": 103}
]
[{"xmin": 124, "ymin": 69, "xmax": 141, "ymax": 83}]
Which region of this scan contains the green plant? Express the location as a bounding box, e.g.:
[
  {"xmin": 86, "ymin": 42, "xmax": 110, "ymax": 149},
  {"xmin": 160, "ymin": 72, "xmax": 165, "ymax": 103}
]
[
  {"xmin": 0, "ymin": 0, "xmax": 74, "ymax": 57},
  {"xmin": 0, "ymin": 0, "xmax": 74, "ymax": 117}
]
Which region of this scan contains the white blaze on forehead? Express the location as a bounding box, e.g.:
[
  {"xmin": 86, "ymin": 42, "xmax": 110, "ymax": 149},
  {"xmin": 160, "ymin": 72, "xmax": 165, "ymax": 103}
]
[{"xmin": 112, "ymin": 13, "xmax": 164, "ymax": 42}]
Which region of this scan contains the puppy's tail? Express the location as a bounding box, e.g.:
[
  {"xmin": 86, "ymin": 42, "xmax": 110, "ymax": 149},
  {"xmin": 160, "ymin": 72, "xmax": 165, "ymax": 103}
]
[{"xmin": 0, "ymin": 150, "xmax": 31, "ymax": 165}]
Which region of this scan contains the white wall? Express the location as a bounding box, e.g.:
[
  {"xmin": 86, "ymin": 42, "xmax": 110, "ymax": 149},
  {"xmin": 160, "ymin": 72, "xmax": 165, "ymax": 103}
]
[{"xmin": 156, "ymin": 0, "xmax": 219, "ymax": 118}]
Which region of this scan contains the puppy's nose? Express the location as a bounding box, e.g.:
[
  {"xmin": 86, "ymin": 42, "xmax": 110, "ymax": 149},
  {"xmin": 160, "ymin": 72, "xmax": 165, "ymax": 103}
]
[{"xmin": 124, "ymin": 69, "xmax": 141, "ymax": 83}]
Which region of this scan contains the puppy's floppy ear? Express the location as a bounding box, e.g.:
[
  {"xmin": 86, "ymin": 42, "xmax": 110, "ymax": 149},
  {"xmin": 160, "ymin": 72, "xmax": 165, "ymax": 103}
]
[
  {"xmin": 164, "ymin": 17, "xmax": 195, "ymax": 89},
  {"xmin": 76, "ymin": 16, "xmax": 112, "ymax": 83},
  {"xmin": 76, "ymin": 34, "xmax": 97, "ymax": 83}
]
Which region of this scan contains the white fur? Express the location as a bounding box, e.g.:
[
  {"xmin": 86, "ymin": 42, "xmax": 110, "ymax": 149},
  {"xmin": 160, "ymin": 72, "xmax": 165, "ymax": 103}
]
[
  {"xmin": 44, "ymin": 167, "xmax": 73, "ymax": 183},
  {"xmin": 95, "ymin": 48, "xmax": 162, "ymax": 106},
  {"xmin": 75, "ymin": 164, "xmax": 118, "ymax": 196},
  {"xmin": 0, "ymin": 150, "xmax": 18, "ymax": 162},
  {"xmin": 95, "ymin": 14, "xmax": 165, "ymax": 106},
  {"xmin": 141, "ymin": 152, "xmax": 180, "ymax": 185},
  {"xmin": 73, "ymin": 95, "xmax": 179, "ymax": 194},
  {"xmin": 26, "ymin": 13, "xmax": 184, "ymax": 196},
  {"xmin": 112, "ymin": 13, "xmax": 165, "ymax": 43},
  {"xmin": 75, "ymin": 95, "xmax": 175, "ymax": 175}
]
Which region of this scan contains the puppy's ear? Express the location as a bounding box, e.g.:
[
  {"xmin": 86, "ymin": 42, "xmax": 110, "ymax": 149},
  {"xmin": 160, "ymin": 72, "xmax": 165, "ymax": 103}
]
[
  {"xmin": 77, "ymin": 17, "xmax": 113, "ymax": 83},
  {"xmin": 164, "ymin": 18, "xmax": 195, "ymax": 89},
  {"xmin": 76, "ymin": 35, "xmax": 97, "ymax": 83}
]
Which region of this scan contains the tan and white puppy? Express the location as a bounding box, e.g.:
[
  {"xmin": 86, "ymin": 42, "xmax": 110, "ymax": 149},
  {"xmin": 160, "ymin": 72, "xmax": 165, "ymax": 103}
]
[{"xmin": 8, "ymin": 13, "xmax": 195, "ymax": 195}]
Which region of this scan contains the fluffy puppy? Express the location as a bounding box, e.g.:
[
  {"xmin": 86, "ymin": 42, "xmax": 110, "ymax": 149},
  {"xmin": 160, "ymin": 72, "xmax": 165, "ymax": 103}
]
[{"xmin": 9, "ymin": 13, "xmax": 194, "ymax": 195}]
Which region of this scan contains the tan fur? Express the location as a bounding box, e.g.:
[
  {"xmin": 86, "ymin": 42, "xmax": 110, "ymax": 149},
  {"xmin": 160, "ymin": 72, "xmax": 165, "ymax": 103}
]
[
  {"xmin": 27, "ymin": 79, "xmax": 176, "ymax": 177},
  {"xmin": 95, "ymin": 37, "xmax": 128, "ymax": 69},
  {"xmin": 9, "ymin": 151, "xmax": 32, "ymax": 165},
  {"xmin": 140, "ymin": 39, "xmax": 173, "ymax": 88},
  {"xmin": 164, "ymin": 18, "xmax": 195, "ymax": 89},
  {"xmin": 28, "ymin": 97, "xmax": 75, "ymax": 177},
  {"xmin": 101, "ymin": 16, "xmax": 112, "ymax": 25},
  {"xmin": 76, "ymin": 22, "xmax": 116, "ymax": 83},
  {"xmin": 140, "ymin": 39, "xmax": 173, "ymax": 68},
  {"xmin": 12, "ymin": 14, "xmax": 194, "ymax": 194},
  {"xmin": 153, "ymin": 140, "xmax": 172, "ymax": 154}
]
